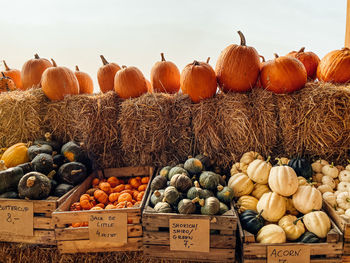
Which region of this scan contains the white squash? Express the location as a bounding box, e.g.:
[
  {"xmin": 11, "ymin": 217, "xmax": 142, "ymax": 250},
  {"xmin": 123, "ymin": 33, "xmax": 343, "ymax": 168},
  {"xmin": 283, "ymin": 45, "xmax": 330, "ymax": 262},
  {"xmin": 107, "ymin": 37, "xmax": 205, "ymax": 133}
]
[
  {"xmin": 230, "ymin": 162, "xmax": 248, "ymax": 176},
  {"xmin": 334, "ymin": 191, "xmax": 342, "ymax": 197},
  {"xmin": 278, "ymin": 215, "xmax": 305, "ymax": 241},
  {"xmin": 268, "ymin": 166, "xmax": 298, "ymax": 196},
  {"xmin": 257, "ymin": 192, "xmax": 286, "ymax": 222},
  {"xmin": 336, "ymin": 192, "xmax": 350, "ymax": 210},
  {"xmin": 313, "ymin": 173, "xmax": 323, "ymax": 183},
  {"xmin": 251, "ymin": 183, "xmax": 270, "ymax": 200},
  {"xmin": 322, "ymin": 163, "xmax": 339, "ymax": 178},
  {"xmin": 312, "ymin": 160, "xmax": 326, "ymax": 173},
  {"xmin": 292, "ymin": 185, "xmax": 322, "ymax": 214},
  {"xmin": 303, "ymin": 211, "xmax": 331, "ymax": 238},
  {"xmin": 322, "ymin": 192, "xmax": 336, "ymax": 207},
  {"xmin": 317, "ymin": 184, "xmax": 333, "ymax": 194},
  {"xmin": 240, "ymin": 151, "xmax": 264, "ymax": 165},
  {"xmin": 237, "ymin": 195, "xmax": 258, "ymax": 213},
  {"xmin": 321, "ymin": 175, "xmax": 336, "ymax": 189},
  {"xmin": 335, "ymin": 207, "xmax": 345, "ymax": 215},
  {"xmin": 256, "ymin": 224, "xmax": 286, "ymax": 244},
  {"xmin": 339, "ymin": 170, "xmax": 350, "ymax": 182},
  {"xmin": 228, "ymin": 173, "xmax": 254, "ymax": 197},
  {"xmin": 345, "ymin": 208, "xmax": 350, "ymax": 217},
  {"xmin": 247, "ymin": 159, "xmax": 272, "ymax": 184},
  {"xmin": 337, "ymin": 182, "xmax": 350, "ymax": 192}
]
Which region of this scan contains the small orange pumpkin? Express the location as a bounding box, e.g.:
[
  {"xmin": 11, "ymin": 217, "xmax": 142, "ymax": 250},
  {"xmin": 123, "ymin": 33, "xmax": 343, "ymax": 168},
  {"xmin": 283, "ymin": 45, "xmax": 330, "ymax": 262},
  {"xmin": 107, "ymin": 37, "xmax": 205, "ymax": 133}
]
[
  {"xmin": 92, "ymin": 178, "xmax": 100, "ymax": 187},
  {"xmin": 109, "ymin": 192, "xmax": 121, "ymax": 203},
  {"xmin": 91, "ymin": 206, "xmax": 103, "ymax": 210},
  {"xmin": 120, "ymin": 189, "xmax": 133, "ymax": 195},
  {"xmin": 75, "ymin": 65, "xmax": 93, "ymax": 94},
  {"xmin": 105, "ymin": 204, "xmax": 117, "ymax": 210},
  {"xmin": 97, "ymin": 55, "xmax": 121, "ymax": 93},
  {"xmin": 114, "ymin": 65, "xmax": 148, "ymax": 99},
  {"xmin": 72, "ymin": 222, "xmax": 85, "ymax": 227},
  {"xmin": 2, "ymin": 60, "xmax": 22, "ymax": 90},
  {"xmin": 129, "ymin": 178, "xmax": 141, "ymax": 189},
  {"xmin": 41, "ymin": 59, "xmax": 79, "ymax": 101},
  {"xmin": 125, "ymin": 184, "xmax": 133, "ymax": 190},
  {"xmin": 116, "ymin": 201, "xmax": 133, "ymax": 208},
  {"xmin": 80, "ymin": 194, "xmax": 96, "ymax": 210},
  {"xmin": 138, "ymin": 184, "xmax": 147, "ymax": 192},
  {"xmin": 0, "ymin": 72, "xmax": 16, "ymax": 92},
  {"xmin": 141, "ymin": 177, "xmax": 150, "ymax": 184},
  {"xmin": 94, "ymin": 190, "xmax": 108, "ymax": 204},
  {"xmin": 99, "ymin": 182, "xmax": 111, "ymax": 194},
  {"xmin": 287, "ymin": 47, "xmax": 320, "ymax": 80},
  {"xmin": 118, "ymin": 193, "xmax": 133, "ymax": 203},
  {"xmin": 137, "ymin": 191, "xmax": 145, "ymax": 202},
  {"xmin": 132, "ymin": 190, "xmax": 140, "ymax": 200},
  {"xmin": 95, "ymin": 203, "xmax": 105, "ymax": 209},
  {"xmin": 180, "ymin": 59, "xmax": 217, "ymax": 103},
  {"xmin": 107, "ymin": 177, "xmax": 119, "ymax": 188},
  {"xmin": 112, "ymin": 184, "xmax": 125, "ymax": 193},
  {"xmin": 70, "ymin": 202, "xmax": 82, "ymax": 211},
  {"xmin": 133, "ymin": 201, "xmax": 141, "ymax": 207}
]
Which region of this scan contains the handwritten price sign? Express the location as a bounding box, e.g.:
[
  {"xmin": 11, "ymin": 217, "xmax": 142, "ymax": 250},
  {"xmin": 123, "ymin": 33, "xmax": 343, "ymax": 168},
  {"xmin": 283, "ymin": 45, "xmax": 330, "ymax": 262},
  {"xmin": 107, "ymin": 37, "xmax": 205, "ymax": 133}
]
[
  {"xmin": 0, "ymin": 200, "xmax": 33, "ymax": 236},
  {"xmin": 267, "ymin": 245, "xmax": 310, "ymax": 263},
  {"xmin": 169, "ymin": 218, "xmax": 210, "ymax": 252}
]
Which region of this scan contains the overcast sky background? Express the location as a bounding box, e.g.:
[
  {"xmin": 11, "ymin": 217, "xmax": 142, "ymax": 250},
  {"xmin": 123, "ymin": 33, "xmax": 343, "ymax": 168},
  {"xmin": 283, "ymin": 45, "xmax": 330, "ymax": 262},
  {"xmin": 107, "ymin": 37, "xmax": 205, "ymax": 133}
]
[{"xmin": 1, "ymin": 0, "xmax": 347, "ymax": 92}]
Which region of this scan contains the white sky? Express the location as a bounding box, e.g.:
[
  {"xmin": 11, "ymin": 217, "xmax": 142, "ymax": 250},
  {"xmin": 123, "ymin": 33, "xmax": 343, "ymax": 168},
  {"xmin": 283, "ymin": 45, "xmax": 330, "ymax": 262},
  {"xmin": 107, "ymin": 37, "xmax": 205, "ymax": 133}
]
[{"xmin": 1, "ymin": 0, "xmax": 347, "ymax": 92}]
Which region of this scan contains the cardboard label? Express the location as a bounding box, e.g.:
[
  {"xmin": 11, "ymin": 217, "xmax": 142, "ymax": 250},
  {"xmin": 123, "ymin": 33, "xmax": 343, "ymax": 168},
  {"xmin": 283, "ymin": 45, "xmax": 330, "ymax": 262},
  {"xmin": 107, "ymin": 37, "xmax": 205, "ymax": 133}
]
[
  {"xmin": 89, "ymin": 213, "xmax": 127, "ymax": 244},
  {"xmin": 0, "ymin": 200, "xmax": 33, "ymax": 236},
  {"xmin": 267, "ymin": 245, "xmax": 310, "ymax": 263},
  {"xmin": 169, "ymin": 218, "xmax": 210, "ymax": 252}
]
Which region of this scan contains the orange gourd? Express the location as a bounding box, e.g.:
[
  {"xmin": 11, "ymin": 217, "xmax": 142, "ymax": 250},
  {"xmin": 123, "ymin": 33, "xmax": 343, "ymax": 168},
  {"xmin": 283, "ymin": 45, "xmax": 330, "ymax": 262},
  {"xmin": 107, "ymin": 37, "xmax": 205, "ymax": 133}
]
[
  {"xmin": 132, "ymin": 190, "xmax": 140, "ymax": 200},
  {"xmin": 215, "ymin": 31, "xmax": 260, "ymax": 92},
  {"xmin": 99, "ymin": 182, "xmax": 111, "ymax": 194},
  {"xmin": 0, "ymin": 72, "xmax": 16, "ymax": 92},
  {"xmin": 80, "ymin": 194, "xmax": 96, "ymax": 210},
  {"xmin": 107, "ymin": 177, "xmax": 119, "ymax": 188},
  {"xmin": 114, "ymin": 65, "xmax": 148, "ymax": 99},
  {"xmin": 116, "ymin": 201, "xmax": 133, "ymax": 208},
  {"xmin": 92, "ymin": 178, "xmax": 100, "ymax": 187},
  {"xmin": 95, "ymin": 203, "xmax": 105, "ymax": 209},
  {"xmin": 133, "ymin": 201, "xmax": 141, "ymax": 207},
  {"xmin": 141, "ymin": 177, "xmax": 150, "ymax": 184},
  {"xmin": 150, "ymin": 53, "xmax": 180, "ymax": 93},
  {"xmin": 94, "ymin": 190, "xmax": 108, "ymax": 204},
  {"xmin": 75, "ymin": 65, "xmax": 93, "ymax": 94},
  {"xmin": 105, "ymin": 204, "xmax": 117, "ymax": 210},
  {"xmin": 2, "ymin": 60, "xmax": 22, "ymax": 90},
  {"xmin": 112, "ymin": 184, "xmax": 125, "ymax": 193},
  {"xmin": 97, "ymin": 55, "xmax": 121, "ymax": 93},
  {"xmin": 129, "ymin": 178, "xmax": 141, "ymax": 189},
  {"xmin": 137, "ymin": 191, "xmax": 145, "ymax": 202},
  {"xmin": 180, "ymin": 59, "xmax": 217, "ymax": 103},
  {"xmin": 21, "ymin": 54, "xmax": 53, "ymax": 90},
  {"xmin": 109, "ymin": 192, "xmax": 121, "ymax": 203},
  {"xmin": 70, "ymin": 202, "xmax": 82, "ymax": 211},
  {"xmin": 118, "ymin": 193, "xmax": 132, "ymax": 203},
  {"xmin": 287, "ymin": 47, "xmax": 320, "ymax": 80},
  {"xmin": 138, "ymin": 184, "xmax": 147, "ymax": 192},
  {"xmin": 120, "ymin": 189, "xmax": 133, "ymax": 195},
  {"xmin": 91, "ymin": 206, "xmax": 103, "ymax": 210},
  {"xmin": 125, "ymin": 184, "xmax": 133, "ymax": 190},
  {"xmin": 41, "ymin": 59, "xmax": 79, "ymax": 101}
]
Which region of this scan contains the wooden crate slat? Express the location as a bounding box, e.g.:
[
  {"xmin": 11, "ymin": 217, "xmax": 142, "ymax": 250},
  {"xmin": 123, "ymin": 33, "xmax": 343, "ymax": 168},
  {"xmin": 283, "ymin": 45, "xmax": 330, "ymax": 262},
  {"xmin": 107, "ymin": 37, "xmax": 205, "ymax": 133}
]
[
  {"xmin": 103, "ymin": 166, "xmax": 153, "ymax": 178},
  {"xmin": 55, "ymin": 224, "xmax": 142, "ymax": 241},
  {"xmin": 0, "ymin": 230, "xmax": 55, "ymax": 245},
  {"xmin": 33, "ymin": 216, "xmax": 54, "ymax": 230},
  {"xmin": 243, "ymin": 258, "xmax": 342, "ymax": 263}
]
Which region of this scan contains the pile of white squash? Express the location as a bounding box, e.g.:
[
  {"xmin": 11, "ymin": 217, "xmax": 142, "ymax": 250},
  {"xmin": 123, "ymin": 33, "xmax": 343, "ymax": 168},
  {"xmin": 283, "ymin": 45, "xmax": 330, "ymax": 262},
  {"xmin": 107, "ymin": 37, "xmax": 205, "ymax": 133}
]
[
  {"xmin": 312, "ymin": 159, "xmax": 350, "ymax": 219},
  {"xmin": 230, "ymin": 151, "xmax": 332, "ymax": 244}
]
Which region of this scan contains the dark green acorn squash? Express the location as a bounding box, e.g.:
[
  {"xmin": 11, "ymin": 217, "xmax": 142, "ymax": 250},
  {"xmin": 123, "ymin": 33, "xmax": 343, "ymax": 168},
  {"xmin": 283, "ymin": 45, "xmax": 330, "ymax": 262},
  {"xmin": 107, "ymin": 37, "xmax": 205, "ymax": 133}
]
[
  {"xmin": 199, "ymin": 171, "xmax": 219, "ymax": 190},
  {"xmin": 159, "ymin": 166, "xmax": 172, "ymax": 178},
  {"xmin": 170, "ymin": 173, "xmax": 192, "ymax": 192},
  {"xmin": 34, "ymin": 132, "xmax": 61, "ymax": 152},
  {"xmin": 195, "ymin": 154, "xmax": 212, "ymax": 170},
  {"xmin": 53, "ymin": 154, "xmax": 66, "ymax": 170},
  {"xmin": 151, "ymin": 175, "xmax": 167, "ymax": 191},
  {"xmin": 0, "ymin": 191, "xmax": 19, "ymax": 199},
  {"xmin": 178, "ymin": 198, "xmax": 197, "ymax": 214},
  {"xmin": 288, "ymin": 157, "xmax": 313, "ymax": 180},
  {"xmin": 53, "ymin": 183, "xmax": 74, "ymax": 197},
  {"xmin": 61, "ymin": 141, "xmax": 86, "ymax": 163},
  {"xmin": 168, "ymin": 167, "xmax": 189, "ymax": 180},
  {"xmin": 18, "ymin": 172, "xmax": 51, "ymax": 200},
  {"xmin": 17, "ymin": 162, "xmax": 33, "ymax": 174},
  {"xmin": 184, "ymin": 158, "xmax": 203, "ymax": 174},
  {"xmin": 217, "ymin": 186, "xmax": 234, "ymax": 204},
  {"xmin": 297, "ymin": 231, "xmax": 320, "ymax": 243},
  {"xmin": 0, "ymin": 166, "xmax": 24, "ymax": 194},
  {"xmin": 57, "ymin": 162, "xmax": 87, "ymax": 185},
  {"xmin": 219, "ymin": 202, "xmax": 229, "ymax": 215},
  {"xmin": 28, "ymin": 144, "xmax": 53, "ymax": 161},
  {"xmin": 31, "ymin": 153, "xmax": 53, "ymax": 175},
  {"xmin": 200, "ymin": 197, "xmax": 220, "ymax": 215},
  {"xmin": 239, "ymin": 209, "xmax": 265, "ymax": 235},
  {"xmin": 50, "ymin": 179, "xmax": 58, "ymax": 195}
]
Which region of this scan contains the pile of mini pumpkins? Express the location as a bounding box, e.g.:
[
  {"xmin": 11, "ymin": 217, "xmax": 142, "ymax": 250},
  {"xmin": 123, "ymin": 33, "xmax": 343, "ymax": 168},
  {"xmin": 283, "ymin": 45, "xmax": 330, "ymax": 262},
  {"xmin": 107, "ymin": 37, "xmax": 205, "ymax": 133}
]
[
  {"xmin": 232, "ymin": 151, "xmax": 332, "ymax": 244},
  {"xmin": 149, "ymin": 155, "xmax": 234, "ymax": 215},
  {"xmin": 1, "ymin": 31, "xmax": 350, "ymax": 102},
  {"xmin": 0, "ymin": 134, "xmax": 90, "ymax": 200}
]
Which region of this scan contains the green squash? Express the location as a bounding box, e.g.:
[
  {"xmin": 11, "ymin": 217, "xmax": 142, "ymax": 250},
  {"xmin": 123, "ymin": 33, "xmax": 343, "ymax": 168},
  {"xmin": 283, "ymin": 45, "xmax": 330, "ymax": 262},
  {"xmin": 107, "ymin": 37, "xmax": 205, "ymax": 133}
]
[
  {"xmin": 163, "ymin": 186, "xmax": 180, "ymax": 205},
  {"xmin": 201, "ymin": 197, "xmax": 220, "ymax": 215},
  {"xmin": 151, "ymin": 175, "xmax": 167, "ymax": 191},
  {"xmin": 53, "ymin": 154, "xmax": 66, "ymax": 170},
  {"xmin": 184, "ymin": 158, "xmax": 203, "ymax": 174},
  {"xmin": 57, "ymin": 162, "xmax": 87, "ymax": 185},
  {"xmin": 28, "ymin": 144, "xmax": 53, "ymax": 161},
  {"xmin": 159, "ymin": 166, "xmax": 172, "ymax": 178},
  {"xmin": 0, "ymin": 166, "xmax": 24, "ymax": 194},
  {"xmin": 150, "ymin": 190, "xmax": 164, "ymax": 207},
  {"xmin": 31, "ymin": 153, "xmax": 53, "ymax": 175},
  {"xmin": 297, "ymin": 231, "xmax": 320, "ymax": 243},
  {"xmin": 168, "ymin": 167, "xmax": 189, "ymax": 181},
  {"xmin": 178, "ymin": 199, "xmax": 197, "ymax": 214},
  {"xmin": 34, "ymin": 132, "xmax": 61, "ymax": 152},
  {"xmin": 50, "ymin": 179, "xmax": 58, "ymax": 195},
  {"xmin": 53, "ymin": 183, "xmax": 74, "ymax": 197},
  {"xmin": 219, "ymin": 202, "xmax": 229, "ymax": 215},
  {"xmin": 18, "ymin": 172, "xmax": 51, "ymax": 200},
  {"xmin": 187, "ymin": 181, "xmax": 204, "ymax": 199},
  {"xmin": 170, "ymin": 173, "xmax": 192, "ymax": 192},
  {"xmin": 0, "ymin": 191, "xmax": 18, "ymax": 199},
  {"xmin": 195, "ymin": 154, "xmax": 212, "ymax": 170},
  {"xmin": 154, "ymin": 202, "xmax": 172, "ymax": 213},
  {"xmin": 199, "ymin": 171, "xmax": 219, "ymax": 190},
  {"xmin": 239, "ymin": 209, "xmax": 265, "ymax": 235},
  {"xmin": 217, "ymin": 186, "xmax": 234, "ymax": 204},
  {"xmin": 17, "ymin": 162, "xmax": 33, "ymax": 174},
  {"xmin": 61, "ymin": 141, "xmax": 86, "ymax": 163},
  {"xmin": 202, "ymin": 189, "xmax": 214, "ymax": 199},
  {"xmin": 288, "ymin": 157, "xmax": 313, "ymax": 180}
]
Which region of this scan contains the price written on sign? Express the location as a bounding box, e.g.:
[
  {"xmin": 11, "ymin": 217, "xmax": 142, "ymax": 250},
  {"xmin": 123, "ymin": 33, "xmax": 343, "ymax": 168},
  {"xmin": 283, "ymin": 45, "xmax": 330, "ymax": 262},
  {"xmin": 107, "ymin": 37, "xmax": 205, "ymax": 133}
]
[
  {"xmin": 169, "ymin": 218, "xmax": 210, "ymax": 252},
  {"xmin": 0, "ymin": 200, "xmax": 33, "ymax": 236},
  {"xmin": 89, "ymin": 213, "xmax": 127, "ymax": 244},
  {"xmin": 267, "ymin": 245, "xmax": 310, "ymax": 263}
]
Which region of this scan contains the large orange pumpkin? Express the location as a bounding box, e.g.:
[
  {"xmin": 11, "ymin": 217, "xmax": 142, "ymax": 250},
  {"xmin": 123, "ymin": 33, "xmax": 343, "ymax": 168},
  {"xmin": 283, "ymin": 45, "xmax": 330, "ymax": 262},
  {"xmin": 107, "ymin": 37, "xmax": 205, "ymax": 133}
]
[
  {"xmin": 2, "ymin": 60, "xmax": 22, "ymax": 90},
  {"xmin": 75, "ymin": 66, "xmax": 93, "ymax": 94},
  {"xmin": 317, "ymin": 47, "xmax": 350, "ymax": 83},
  {"xmin": 260, "ymin": 54, "xmax": 307, "ymax": 94},
  {"xmin": 150, "ymin": 53, "xmax": 180, "ymax": 94},
  {"xmin": 180, "ymin": 60, "xmax": 217, "ymax": 103},
  {"xmin": 114, "ymin": 66, "xmax": 148, "ymax": 99},
  {"xmin": 215, "ymin": 31, "xmax": 260, "ymax": 92},
  {"xmin": 97, "ymin": 55, "xmax": 121, "ymax": 93},
  {"xmin": 0, "ymin": 72, "xmax": 16, "ymax": 92},
  {"xmin": 41, "ymin": 59, "xmax": 79, "ymax": 101},
  {"xmin": 287, "ymin": 47, "xmax": 320, "ymax": 80},
  {"xmin": 21, "ymin": 54, "xmax": 52, "ymax": 90}
]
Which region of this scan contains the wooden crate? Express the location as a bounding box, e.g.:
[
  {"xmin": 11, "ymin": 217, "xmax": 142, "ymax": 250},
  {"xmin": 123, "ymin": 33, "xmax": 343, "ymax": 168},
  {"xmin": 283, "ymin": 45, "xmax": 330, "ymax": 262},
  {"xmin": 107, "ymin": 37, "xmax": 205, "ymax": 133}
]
[
  {"xmin": 0, "ymin": 189, "xmax": 75, "ymax": 245},
  {"xmin": 142, "ymin": 191, "xmax": 238, "ymax": 262},
  {"xmin": 237, "ymin": 210, "xmax": 343, "ymax": 263},
  {"xmin": 53, "ymin": 166, "xmax": 154, "ymax": 254}
]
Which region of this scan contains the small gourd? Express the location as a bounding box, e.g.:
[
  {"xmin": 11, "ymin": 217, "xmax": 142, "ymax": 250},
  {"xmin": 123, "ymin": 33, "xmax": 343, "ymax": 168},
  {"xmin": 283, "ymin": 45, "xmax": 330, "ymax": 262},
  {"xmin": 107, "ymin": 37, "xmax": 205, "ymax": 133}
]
[
  {"xmin": 257, "ymin": 192, "xmax": 286, "ymax": 222},
  {"xmin": 31, "ymin": 153, "xmax": 54, "ymax": 175},
  {"xmin": 292, "ymin": 185, "xmax": 322, "ymax": 214},
  {"xmin": 257, "ymin": 224, "xmax": 286, "ymax": 244},
  {"xmin": 322, "ymin": 163, "xmax": 339, "ymax": 178},
  {"xmin": 53, "ymin": 154, "xmax": 66, "ymax": 169},
  {"xmin": 247, "ymin": 158, "xmax": 272, "ymax": 184},
  {"xmin": 199, "ymin": 171, "xmax": 219, "ymax": 190},
  {"xmin": 336, "ymin": 192, "xmax": 350, "ymax": 210},
  {"xmin": 278, "ymin": 215, "xmax": 305, "ymax": 241},
  {"xmin": 303, "ymin": 211, "xmax": 330, "ymax": 238},
  {"xmin": 311, "ymin": 159, "xmax": 328, "ymax": 173},
  {"xmin": 163, "ymin": 186, "xmax": 180, "ymax": 205},
  {"xmin": 170, "ymin": 173, "xmax": 192, "ymax": 192},
  {"xmin": 323, "ymin": 192, "xmax": 336, "ymax": 207},
  {"xmin": 228, "ymin": 173, "xmax": 254, "ymax": 197},
  {"xmin": 237, "ymin": 195, "xmax": 258, "ymax": 213},
  {"xmin": 178, "ymin": 198, "xmax": 197, "ymax": 214},
  {"xmin": 58, "ymin": 162, "xmax": 87, "ymax": 185},
  {"xmin": 216, "ymin": 185, "xmax": 234, "ymax": 204},
  {"xmin": 240, "ymin": 151, "xmax": 264, "ymax": 165},
  {"xmin": 150, "ymin": 190, "xmax": 164, "ymax": 207},
  {"xmin": 184, "ymin": 157, "xmax": 203, "ymax": 174},
  {"xmin": 339, "ymin": 170, "xmax": 350, "ymax": 182},
  {"xmin": 159, "ymin": 166, "xmax": 172, "ymax": 178},
  {"xmin": 219, "ymin": 202, "xmax": 229, "ymax": 215},
  {"xmin": 268, "ymin": 165, "xmax": 298, "ymax": 196},
  {"xmin": 298, "ymin": 232, "xmax": 320, "ymax": 243},
  {"xmin": 239, "ymin": 209, "xmax": 264, "ymax": 234},
  {"xmin": 337, "ymin": 182, "xmax": 350, "ymax": 192},
  {"xmin": 230, "ymin": 162, "xmax": 248, "ymax": 175},
  {"xmin": 154, "ymin": 202, "xmax": 172, "ymax": 213},
  {"xmin": 151, "ymin": 175, "xmax": 167, "ymax": 191},
  {"xmin": 201, "ymin": 197, "xmax": 220, "ymax": 215},
  {"xmin": 251, "ymin": 184, "xmax": 270, "ymax": 199},
  {"xmin": 313, "ymin": 173, "xmax": 323, "ymax": 183},
  {"xmin": 322, "ymin": 175, "xmax": 336, "ymax": 189},
  {"xmin": 18, "ymin": 172, "xmax": 51, "ymax": 200},
  {"xmin": 28, "ymin": 144, "xmax": 53, "ymax": 161},
  {"xmin": 317, "ymin": 184, "xmax": 333, "ymax": 194},
  {"xmin": 168, "ymin": 167, "xmax": 189, "ymax": 180},
  {"xmin": 335, "ymin": 206, "xmax": 345, "ymax": 215}
]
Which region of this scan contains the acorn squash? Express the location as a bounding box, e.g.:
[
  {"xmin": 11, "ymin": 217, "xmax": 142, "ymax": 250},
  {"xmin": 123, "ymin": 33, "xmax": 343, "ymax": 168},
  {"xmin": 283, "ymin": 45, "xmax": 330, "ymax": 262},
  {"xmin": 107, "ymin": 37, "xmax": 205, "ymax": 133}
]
[
  {"xmin": 18, "ymin": 172, "xmax": 51, "ymax": 200},
  {"xmin": 0, "ymin": 166, "xmax": 24, "ymax": 194},
  {"xmin": 239, "ymin": 209, "xmax": 264, "ymax": 235},
  {"xmin": 31, "ymin": 153, "xmax": 53, "ymax": 175},
  {"xmin": 288, "ymin": 157, "xmax": 313, "ymax": 180},
  {"xmin": 57, "ymin": 162, "xmax": 87, "ymax": 185},
  {"xmin": 28, "ymin": 144, "xmax": 53, "ymax": 161}
]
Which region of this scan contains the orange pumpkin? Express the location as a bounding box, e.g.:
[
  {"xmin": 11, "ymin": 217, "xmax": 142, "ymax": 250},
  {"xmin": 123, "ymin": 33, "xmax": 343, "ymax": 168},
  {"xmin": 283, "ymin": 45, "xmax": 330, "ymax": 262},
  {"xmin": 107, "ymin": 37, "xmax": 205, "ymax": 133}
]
[
  {"xmin": 41, "ymin": 59, "xmax": 79, "ymax": 101},
  {"xmin": 0, "ymin": 72, "xmax": 16, "ymax": 92},
  {"xmin": 133, "ymin": 201, "xmax": 141, "ymax": 207},
  {"xmin": 105, "ymin": 204, "xmax": 117, "ymax": 210},
  {"xmin": 95, "ymin": 203, "xmax": 105, "ymax": 209},
  {"xmin": 260, "ymin": 54, "xmax": 307, "ymax": 94},
  {"xmin": 125, "ymin": 184, "xmax": 133, "ymax": 190},
  {"xmin": 114, "ymin": 66, "xmax": 148, "ymax": 99},
  {"xmin": 120, "ymin": 189, "xmax": 133, "ymax": 195},
  {"xmin": 107, "ymin": 177, "xmax": 119, "ymax": 188},
  {"xmin": 116, "ymin": 201, "xmax": 133, "ymax": 208},
  {"xmin": 91, "ymin": 206, "xmax": 103, "ymax": 210},
  {"xmin": 75, "ymin": 65, "xmax": 93, "ymax": 94},
  {"xmin": 150, "ymin": 53, "xmax": 180, "ymax": 94},
  {"xmin": 112, "ymin": 184, "xmax": 125, "ymax": 193},
  {"xmin": 287, "ymin": 47, "xmax": 320, "ymax": 80},
  {"xmin": 21, "ymin": 54, "xmax": 53, "ymax": 90},
  {"xmin": 215, "ymin": 31, "xmax": 260, "ymax": 92},
  {"xmin": 132, "ymin": 190, "xmax": 140, "ymax": 200},
  {"xmin": 92, "ymin": 178, "xmax": 100, "ymax": 187},
  {"xmin": 72, "ymin": 222, "xmax": 87, "ymax": 227},
  {"xmin": 94, "ymin": 190, "xmax": 108, "ymax": 204},
  {"xmin": 97, "ymin": 55, "xmax": 121, "ymax": 93},
  {"xmin": 180, "ymin": 60, "xmax": 217, "ymax": 103},
  {"xmin": 99, "ymin": 182, "xmax": 111, "ymax": 194},
  {"xmin": 2, "ymin": 60, "xmax": 22, "ymax": 90},
  {"xmin": 118, "ymin": 193, "xmax": 133, "ymax": 203},
  {"xmin": 317, "ymin": 47, "xmax": 350, "ymax": 83},
  {"xmin": 137, "ymin": 191, "xmax": 145, "ymax": 202},
  {"xmin": 138, "ymin": 184, "xmax": 147, "ymax": 192},
  {"xmin": 70, "ymin": 202, "xmax": 82, "ymax": 211},
  {"xmin": 129, "ymin": 178, "xmax": 141, "ymax": 189},
  {"xmin": 141, "ymin": 177, "xmax": 150, "ymax": 184},
  {"xmin": 80, "ymin": 194, "xmax": 96, "ymax": 210},
  {"xmin": 109, "ymin": 192, "xmax": 121, "ymax": 203}
]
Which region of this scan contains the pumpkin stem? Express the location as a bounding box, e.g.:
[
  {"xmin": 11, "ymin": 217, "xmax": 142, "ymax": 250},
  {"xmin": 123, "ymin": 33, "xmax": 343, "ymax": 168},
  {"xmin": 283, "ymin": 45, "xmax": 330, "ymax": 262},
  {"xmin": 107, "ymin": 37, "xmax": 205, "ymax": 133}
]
[
  {"xmin": 3, "ymin": 60, "xmax": 10, "ymax": 71},
  {"xmin": 259, "ymin": 55, "xmax": 265, "ymax": 63},
  {"xmin": 154, "ymin": 190, "xmax": 161, "ymax": 197},
  {"xmin": 206, "ymin": 57, "xmax": 210, "ymax": 63},
  {"xmin": 160, "ymin": 53, "xmax": 166, "ymax": 61},
  {"xmin": 266, "ymin": 156, "xmax": 271, "ymax": 163},
  {"xmin": 217, "ymin": 185, "xmax": 224, "ymax": 192},
  {"xmin": 100, "ymin": 55, "xmax": 109, "ymax": 65},
  {"xmin": 122, "ymin": 65, "xmax": 127, "ymax": 69},
  {"xmin": 198, "ymin": 198, "xmax": 205, "ymax": 207},
  {"xmin": 193, "ymin": 60, "xmax": 200, "ymax": 66},
  {"xmin": 44, "ymin": 132, "xmax": 52, "ymax": 142},
  {"xmin": 47, "ymin": 170, "xmax": 56, "ymax": 180},
  {"xmin": 257, "ymin": 209, "xmax": 264, "ymax": 218},
  {"xmin": 348, "ymin": 159, "xmax": 350, "ymax": 164},
  {"xmin": 293, "ymin": 217, "xmax": 303, "ymax": 225},
  {"xmin": 275, "ymin": 158, "xmax": 283, "ymax": 166},
  {"xmin": 71, "ymin": 169, "xmax": 83, "ymax": 175},
  {"xmin": 26, "ymin": 176, "xmax": 36, "ymax": 188},
  {"xmin": 330, "ymin": 162, "xmax": 334, "ymax": 168},
  {"xmin": 34, "ymin": 54, "xmax": 40, "ymax": 59},
  {"xmin": 0, "ymin": 160, "xmax": 7, "ymax": 171},
  {"xmin": 51, "ymin": 59, "xmax": 57, "ymax": 67},
  {"xmin": 274, "ymin": 53, "xmax": 279, "ymax": 58},
  {"xmin": 192, "ymin": 196, "xmax": 200, "ymax": 203},
  {"xmin": 298, "ymin": 47, "xmax": 305, "ymax": 53},
  {"xmin": 75, "ymin": 65, "xmax": 80, "ymax": 71},
  {"xmin": 237, "ymin": 31, "xmax": 246, "ymax": 46},
  {"xmin": 194, "ymin": 181, "xmax": 200, "ymax": 188},
  {"xmin": 1, "ymin": 72, "xmax": 5, "ymax": 78}
]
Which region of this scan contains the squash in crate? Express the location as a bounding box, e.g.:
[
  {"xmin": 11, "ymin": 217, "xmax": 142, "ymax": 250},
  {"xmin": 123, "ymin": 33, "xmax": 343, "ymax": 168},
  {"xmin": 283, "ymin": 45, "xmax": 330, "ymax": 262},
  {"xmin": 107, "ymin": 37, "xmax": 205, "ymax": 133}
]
[
  {"xmin": 278, "ymin": 215, "xmax": 305, "ymax": 241},
  {"xmin": 239, "ymin": 209, "xmax": 264, "ymax": 235},
  {"xmin": 18, "ymin": 172, "xmax": 51, "ymax": 200},
  {"xmin": 247, "ymin": 158, "xmax": 272, "ymax": 184},
  {"xmin": 228, "ymin": 173, "xmax": 254, "ymax": 197},
  {"xmin": 256, "ymin": 224, "xmax": 286, "ymax": 244},
  {"xmin": 268, "ymin": 165, "xmax": 298, "ymax": 196},
  {"xmin": 1, "ymin": 143, "xmax": 29, "ymax": 168},
  {"xmin": 302, "ymin": 211, "xmax": 330, "ymax": 238},
  {"xmin": 257, "ymin": 192, "xmax": 286, "ymax": 222},
  {"xmin": 292, "ymin": 185, "xmax": 322, "ymax": 214}
]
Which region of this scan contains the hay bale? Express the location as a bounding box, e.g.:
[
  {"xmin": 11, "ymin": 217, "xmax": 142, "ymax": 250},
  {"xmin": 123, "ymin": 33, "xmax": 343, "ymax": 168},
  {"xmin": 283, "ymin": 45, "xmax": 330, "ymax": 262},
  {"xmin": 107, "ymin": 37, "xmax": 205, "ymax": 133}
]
[
  {"xmin": 118, "ymin": 93, "xmax": 193, "ymax": 167},
  {"xmin": 278, "ymin": 82, "xmax": 350, "ymax": 163},
  {"xmin": 0, "ymin": 88, "xmax": 46, "ymax": 148}
]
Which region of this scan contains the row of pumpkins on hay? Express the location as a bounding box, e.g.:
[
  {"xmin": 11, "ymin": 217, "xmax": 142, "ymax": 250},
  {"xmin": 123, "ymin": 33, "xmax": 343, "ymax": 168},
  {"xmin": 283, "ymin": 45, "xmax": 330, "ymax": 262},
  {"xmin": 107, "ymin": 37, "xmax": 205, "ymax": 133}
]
[{"xmin": 1, "ymin": 31, "xmax": 350, "ymax": 103}]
